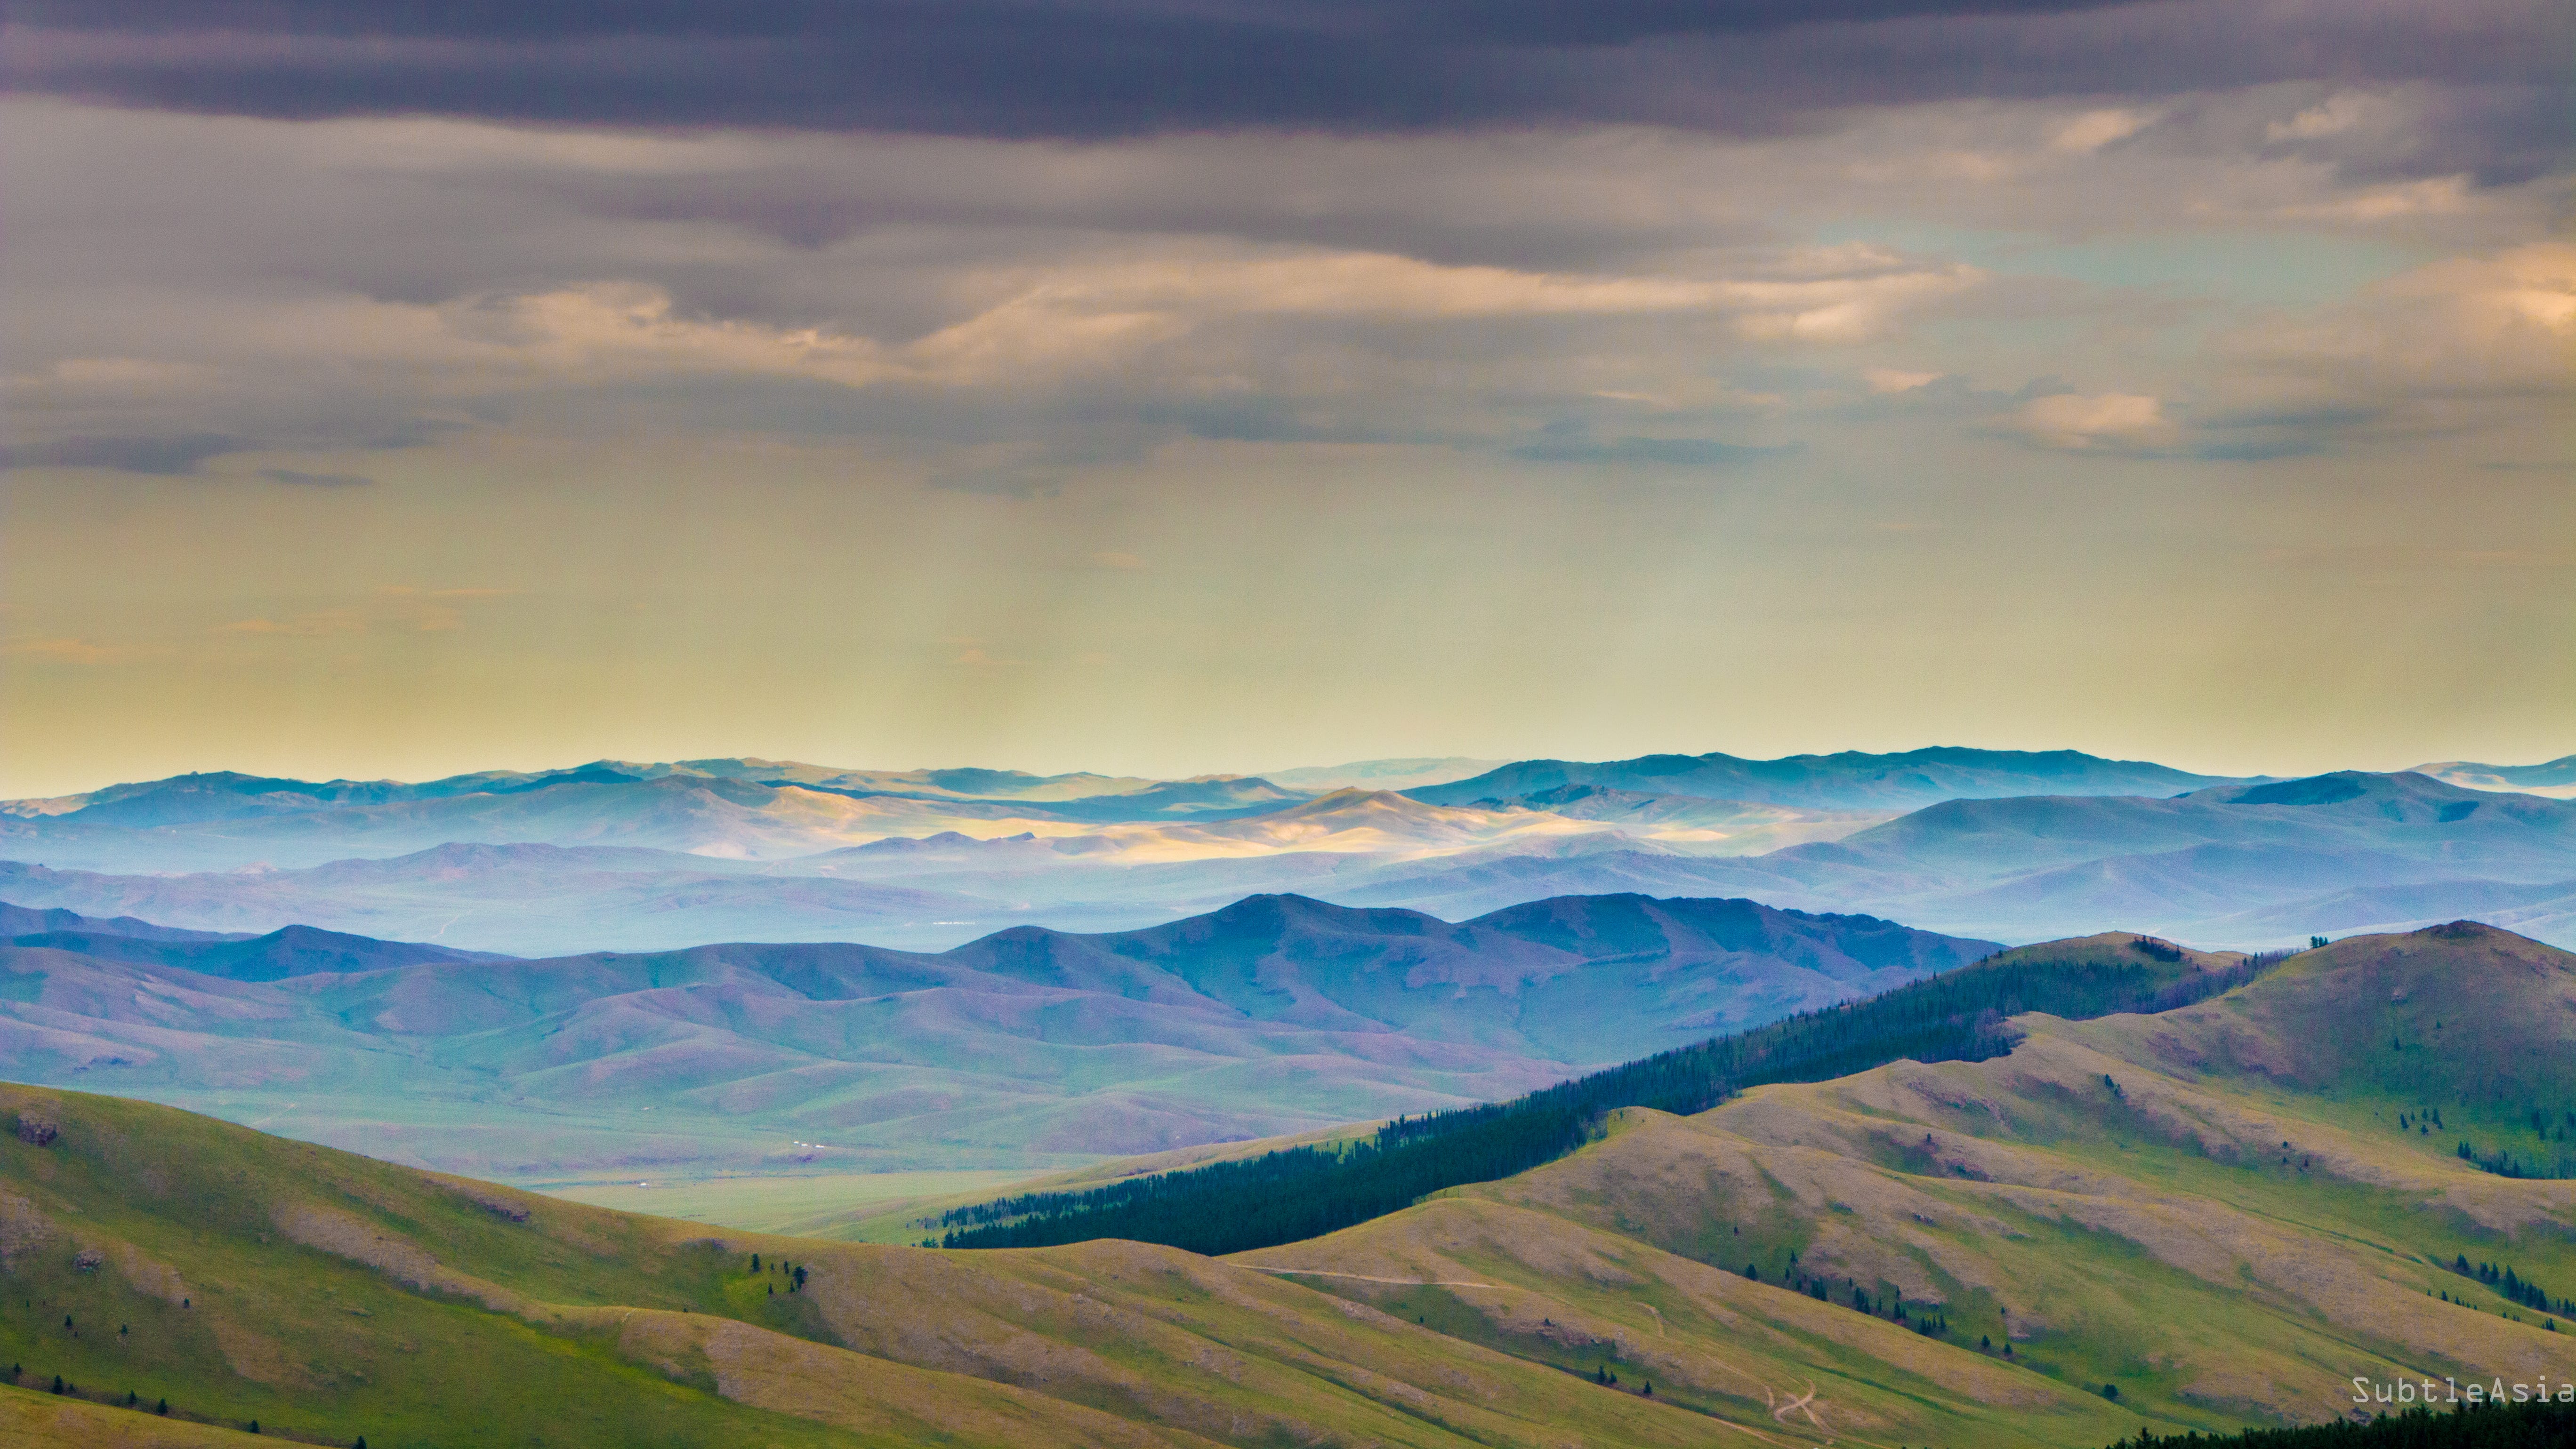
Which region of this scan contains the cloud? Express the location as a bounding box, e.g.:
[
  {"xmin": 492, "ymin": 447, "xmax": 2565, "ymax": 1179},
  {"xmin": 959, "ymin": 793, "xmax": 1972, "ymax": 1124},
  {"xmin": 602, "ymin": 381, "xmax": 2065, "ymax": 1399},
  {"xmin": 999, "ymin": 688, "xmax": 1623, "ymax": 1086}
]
[
  {"xmin": 2267, "ymin": 92, "xmax": 2375, "ymax": 143},
  {"xmin": 2219, "ymin": 242, "xmax": 2574, "ymax": 406},
  {"xmin": 2051, "ymin": 108, "xmax": 2157, "ymax": 152},
  {"xmin": 0, "ymin": 432, "xmax": 242, "ymax": 474},
  {"xmin": 1971, "ymin": 242, "xmax": 2575, "ymax": 461},
  {"xmin": 0, "ymin": 55, "xmax": 2559, "ymax": 488},
  {"xmin": 2002, "ymin": 392, "xmax": 2175, "ymax": 450},
  {"xmin": 2277, "ymin": 175, "xmax": 2473, "ymax": 221},
  {"xmin": 260, "ymin": 467, "xmax": 373, "ymax": 487},
  {"xmin": 2, "ymin": 1, "xmax": 2561, "ymax": 140}
]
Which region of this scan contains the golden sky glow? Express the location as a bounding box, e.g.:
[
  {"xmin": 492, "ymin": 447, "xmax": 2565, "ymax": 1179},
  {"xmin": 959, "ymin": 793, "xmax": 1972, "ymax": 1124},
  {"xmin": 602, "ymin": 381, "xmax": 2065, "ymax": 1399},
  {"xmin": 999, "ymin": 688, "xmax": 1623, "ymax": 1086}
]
[{"xmin": 4, "ymin": 87, "xmax": 2569, "ymax": 795}]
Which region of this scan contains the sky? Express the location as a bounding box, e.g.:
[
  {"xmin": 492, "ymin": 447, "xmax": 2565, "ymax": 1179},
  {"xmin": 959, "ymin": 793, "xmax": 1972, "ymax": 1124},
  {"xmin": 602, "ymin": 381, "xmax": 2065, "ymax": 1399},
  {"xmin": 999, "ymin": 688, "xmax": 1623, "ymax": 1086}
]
[{"xmin": 2, "ymin": 0, "xmax": 2569, "ymax": 796}]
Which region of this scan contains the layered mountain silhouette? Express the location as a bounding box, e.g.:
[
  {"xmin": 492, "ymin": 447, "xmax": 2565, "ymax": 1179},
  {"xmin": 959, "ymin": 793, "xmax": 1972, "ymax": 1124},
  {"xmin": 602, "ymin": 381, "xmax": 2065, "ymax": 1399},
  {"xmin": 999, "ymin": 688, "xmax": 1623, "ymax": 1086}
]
[
  {"xmin": 6, "ymin": 917, "xmax": 509, "ymax": 981},
  {"xmin": 1409, "ymin": 745, "xmax": 2251, "ymax": 811},
  {"xmin": 0, "ymin": 760, "xmax": 1315, "ymax": 872},
  {"xmin": 4, "ymin": 755, "xmax": 2570, "ymax": 956},
  {"xmin": 1344, "ymin": 770, "xmax": 2576, "ymax": 950},
  {"xmin": 0, "ymin": 891, "xmax": 1993, "ymax": 1176}
]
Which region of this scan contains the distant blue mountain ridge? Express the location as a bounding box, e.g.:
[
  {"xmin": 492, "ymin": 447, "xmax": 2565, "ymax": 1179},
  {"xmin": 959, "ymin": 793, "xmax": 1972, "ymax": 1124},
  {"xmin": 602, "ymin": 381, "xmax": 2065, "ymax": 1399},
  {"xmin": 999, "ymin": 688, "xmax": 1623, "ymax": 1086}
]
[
  {"xmin": 0, "ymin": 754, "xmax": 2567, "ymax": 957},
  {"xmin": 1409, "ymin": 745, "xmax": 2260, "ymax": 812}
]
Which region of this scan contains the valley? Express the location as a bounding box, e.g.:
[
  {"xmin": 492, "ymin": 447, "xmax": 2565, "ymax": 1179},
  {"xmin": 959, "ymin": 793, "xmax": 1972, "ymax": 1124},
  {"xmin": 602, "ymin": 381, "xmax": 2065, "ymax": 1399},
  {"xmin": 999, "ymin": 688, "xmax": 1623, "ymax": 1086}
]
[
  {"xmin": 3, "ymin": 921, "xmax": 2572, "ymax": 1447},
  {"xmin": 0, "ymin": 891, "xmax": 1992, "ymax": 1178}
]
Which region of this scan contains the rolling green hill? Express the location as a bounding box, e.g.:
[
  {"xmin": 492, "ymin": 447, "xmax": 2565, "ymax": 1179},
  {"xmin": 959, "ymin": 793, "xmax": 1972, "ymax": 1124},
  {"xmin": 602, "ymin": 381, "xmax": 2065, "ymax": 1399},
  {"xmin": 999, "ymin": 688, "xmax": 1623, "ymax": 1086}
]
[
  {"xmin": 1229, "ymin": 922, "xmax": 2576, "ymax": 1435},
  {"xmin": 0, "ymin": 1079, "xmax": 2142, "ymax": 1448},
  {"xmin": 5, "ymin": 921, "xmax": 2571, "ymax": 1448}
]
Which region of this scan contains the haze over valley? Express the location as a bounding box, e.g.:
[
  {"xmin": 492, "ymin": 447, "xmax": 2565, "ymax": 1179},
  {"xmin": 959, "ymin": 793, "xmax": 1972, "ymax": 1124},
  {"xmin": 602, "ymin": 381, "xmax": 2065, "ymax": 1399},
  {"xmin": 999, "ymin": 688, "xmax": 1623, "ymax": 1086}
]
[
  {"xmin": 2, "ymin": 742, "xmax": 2569, "ymax": 1190},
  {"xmin": 7, "ymin": 749, "xmax": 2571, "ymax": 956}
]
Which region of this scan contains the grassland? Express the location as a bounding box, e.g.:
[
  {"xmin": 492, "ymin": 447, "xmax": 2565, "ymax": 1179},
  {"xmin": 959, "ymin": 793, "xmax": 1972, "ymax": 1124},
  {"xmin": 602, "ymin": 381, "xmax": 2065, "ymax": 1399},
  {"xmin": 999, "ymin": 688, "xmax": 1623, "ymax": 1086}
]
[
  {"xmin": 4, "ymin": 1076, "xmax": 2143, "ymax": 1448},
  {"xmin": 4, "ymin": 921, "xmax": 2571, "ymax": 1447},
  {"xmin": 1232, "ymin": 925, "xmax": 2576, "ymax": 1437},
  {"xmin": 533, "ymin": 1169, "xmax": 1033, "ymax": 1237}
]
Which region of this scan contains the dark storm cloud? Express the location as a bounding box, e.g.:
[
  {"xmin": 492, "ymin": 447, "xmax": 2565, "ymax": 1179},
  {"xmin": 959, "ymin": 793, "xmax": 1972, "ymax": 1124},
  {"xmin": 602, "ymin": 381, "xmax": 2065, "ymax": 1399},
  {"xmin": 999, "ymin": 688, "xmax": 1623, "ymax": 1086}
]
[{"xmin": 4, "ymin": 0, "xmax": 2562, "ymax": 138}]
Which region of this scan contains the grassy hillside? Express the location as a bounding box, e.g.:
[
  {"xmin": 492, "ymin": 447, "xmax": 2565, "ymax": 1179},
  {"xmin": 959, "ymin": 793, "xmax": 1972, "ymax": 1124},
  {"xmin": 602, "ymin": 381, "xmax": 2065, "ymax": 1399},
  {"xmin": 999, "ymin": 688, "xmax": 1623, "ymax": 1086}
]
[
  {"xmin": 0, "ymin": 1078, "xmax": 2142, "ymax": 1449},
  {"xmin": 7, "ymin": 921, "xmax": 2570, "ymax": 1448},
  {"xmin": 2173, "ymin": 921, "xmax": 2576, "ymax": 1174},
  {"xmin": 936, "ymin": 931, "xmax": 2264, "ymax": 1252},
  {"xmin": 1231, "ymin": 922, "xmax": 2576, "ymax": 1434}
]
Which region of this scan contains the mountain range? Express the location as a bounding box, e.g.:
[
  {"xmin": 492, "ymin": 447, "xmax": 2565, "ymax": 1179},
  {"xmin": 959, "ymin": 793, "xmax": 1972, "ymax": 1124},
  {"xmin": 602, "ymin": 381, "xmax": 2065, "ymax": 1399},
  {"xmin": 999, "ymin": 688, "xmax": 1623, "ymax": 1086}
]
[
  {"xmin": 0, "ymin": 891, "xmax": 1994, "ymax": 1179},
  {"xmin": 4, "ymin": 919, "xmax": 2570, "ymax": 1447},
  {"xmin": 1409, "ymin": 745, "xmax": 2255, "ymax": 811},
  {"xmin": 5, "ymin": 757, "xmax": 2568, "ymax": 957}
]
